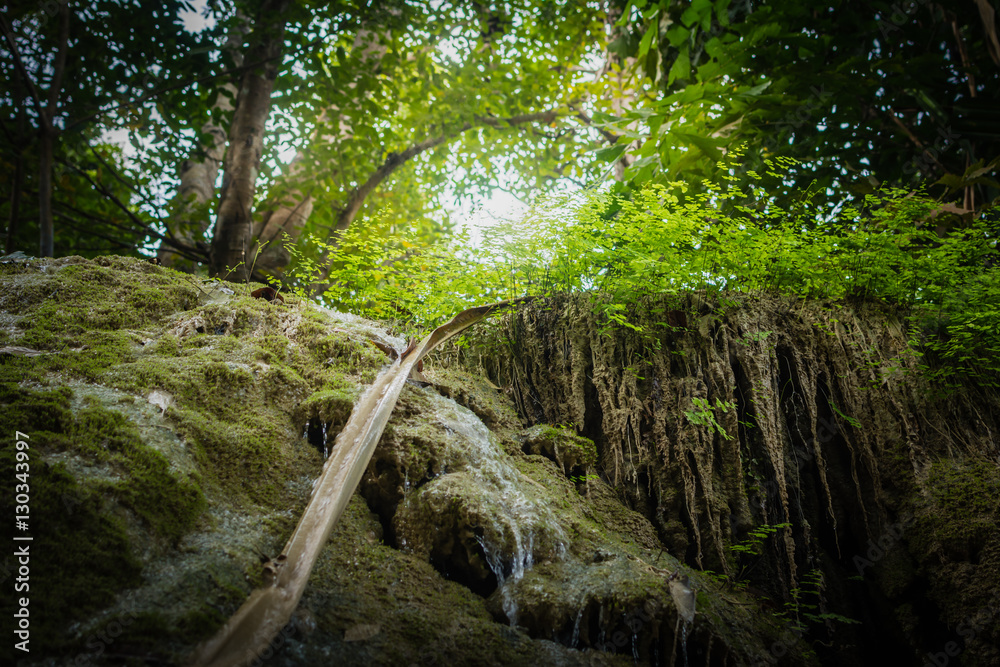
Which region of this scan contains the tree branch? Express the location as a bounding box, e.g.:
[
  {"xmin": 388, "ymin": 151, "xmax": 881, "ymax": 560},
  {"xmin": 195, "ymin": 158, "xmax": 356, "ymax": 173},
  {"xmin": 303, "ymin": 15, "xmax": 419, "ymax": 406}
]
[
  {"xmin": 311, "ymin": 109, "xmax": 563, "ymax": 292},
  {"xmin": 0, "ymin": 11, "xmax": 48, "ymax": 132},
  {"xmin": 46, "ymin": 4, "xmax": 70, "ymax": 118},
  {"xmin": 56, "ymin": 159, "xmax": 202, "ymax": 258},
  {"xmin": 65, "ymin": 38, "xmax": 325, "ymax": 132},
  {"xmin": 51, "ymin": 198, "xmax": 206, "ymax": 262},
  {"xmin": 53, "ymin": 212, "xmax": 139, "ymax": 252},
  {"xmin": 332, "ymin": 109, "xmax": 561, "ymax": 235},
  {"xmin": 572, "ymin": 109, "xmax": 621, "ymax": 146}
]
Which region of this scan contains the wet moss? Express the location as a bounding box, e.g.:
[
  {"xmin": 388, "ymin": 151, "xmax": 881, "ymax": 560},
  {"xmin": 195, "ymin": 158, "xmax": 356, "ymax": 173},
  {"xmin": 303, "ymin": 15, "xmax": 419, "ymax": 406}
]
[
  {"xmin": 3, "ymin": 257, "xmax": 961, "ymax": 665},
  {"xmin": 74, "ymin": 401, "xmax": 206, "ymax": 540},
  {"xmin": 297, "ymin": 382, "xmax": 358, "ymax": 428},
  {"xmin": 521, "ymin": 424, "xmax": 598, "ymax": 477},
  {"xmin": 0, "ymin": 452, "xmax": 142, "ymax": 654},
  {"xmin": 167, "ymin": 406, "xmax": 287, "ymax": 506},
  {"xmin": 1, "ymin": 385, "xmax": 205, "ymax": 541}
]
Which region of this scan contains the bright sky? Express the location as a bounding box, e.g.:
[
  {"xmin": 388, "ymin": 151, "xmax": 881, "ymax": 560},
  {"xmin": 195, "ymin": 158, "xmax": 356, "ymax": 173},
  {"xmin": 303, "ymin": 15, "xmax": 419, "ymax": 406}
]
[{"xmin": 166, "ymin": 0, "xmax": 528, "ymax": 246}]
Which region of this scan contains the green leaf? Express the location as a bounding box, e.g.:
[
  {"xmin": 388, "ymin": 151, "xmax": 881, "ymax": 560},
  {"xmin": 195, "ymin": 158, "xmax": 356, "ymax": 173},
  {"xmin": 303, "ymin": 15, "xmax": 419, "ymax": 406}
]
[
  {"xmin": 667, "ymin": 25, "xmax": 691, "ymax": 48},
  {"xmin": 638, "ymin": 22, "xmax": 658, "ymax": 58},
  {"xmin": 668, "ymin": 45, "xmax": 691, "ymax": 85},
  {"xmin": 595, "ymin": 144, "xmax": 628, "ymax": 163}
]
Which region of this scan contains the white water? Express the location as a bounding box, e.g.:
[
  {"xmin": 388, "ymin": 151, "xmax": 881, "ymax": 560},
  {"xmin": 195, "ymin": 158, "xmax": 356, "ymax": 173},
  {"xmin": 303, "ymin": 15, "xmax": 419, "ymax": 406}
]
[{"xmin": 418, "ymin": 390, "xmax": 568, "ymax": 625}]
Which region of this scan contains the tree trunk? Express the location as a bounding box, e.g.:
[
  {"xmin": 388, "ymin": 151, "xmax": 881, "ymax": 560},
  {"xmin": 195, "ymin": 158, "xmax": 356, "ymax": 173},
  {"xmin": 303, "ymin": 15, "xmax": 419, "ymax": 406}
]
[
  {"xmin": 248, "ymin": 20, "xmax": 395, "ymax": 279},
  {"xmin": 6, "ymin": 99, "xmax": 26, "ymax": 255},
  {"xmin": 36, "ymin": 2, "xmax": 70, "ymax": 257},
  {"xmin": 158, "ymin": 18, "xmax": 248, "ymax": 270},
  {"xmin": 210, "ymin": 1, "xmax": 289, "ymax": 278},
  {"xmin": 38, "ymin": 131, "xmax": 55, "ymax": 257}
]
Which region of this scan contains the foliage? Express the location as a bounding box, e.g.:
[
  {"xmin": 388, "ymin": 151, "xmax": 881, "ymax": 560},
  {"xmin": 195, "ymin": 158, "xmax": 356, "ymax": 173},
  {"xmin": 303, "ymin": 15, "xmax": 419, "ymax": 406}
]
[
  {"xmin": 0, "ymin": 0, "xmax": 208, "ymax": 255},
  {"xmin": 684, "ymin": 397, "xmax": 737, "ymax": 440},
  {"xmin": 720, "ymin": 520, "xmax": 791, "ymax": 588},
  {"xmin": 316, "ymin": 150, "xmax": 999, "ymax": 387},
  {"xmin": 1, "ymin": 0, "xmax": 609, "ymax": 265},
  {"xmin": 729, "ymin": 522, "xmax": 792, "ymax": 558},
  {"xmin": 594, "ymin": 0, "xmax": 1000, "ymax": 212},
  {"xmin": 828, "ymin": 401, "xmax": 861, "ymax": 429},
  {"xmin": 569, "ymin": 473, "xmax": 601, "ymax": 484},
  {"xmin": 776, "ymin": 569, "xmax": 860, "ymax": 635}
]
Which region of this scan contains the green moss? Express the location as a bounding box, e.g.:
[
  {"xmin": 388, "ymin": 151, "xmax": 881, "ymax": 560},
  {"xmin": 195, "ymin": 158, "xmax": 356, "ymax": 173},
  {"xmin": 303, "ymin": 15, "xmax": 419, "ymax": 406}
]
[
  {"xmin": 521, "ymin": 424, "xmax": 599, "ymax": 476},
  {"xmin": 148, "ymin": 333, "xmax": 182, "ymax": 356},
  {"xmin": 0, "ymin": 383, "xmax": 75, "ymax": 434},
  {"xmin": 907, "ymin": 458, "xmax": 1000, "ymax": 639},
  {"xmin": 3, "ymin": 258, "xmax": 199, "ymax": 336},
  {"xmin": 253, "ymin": 334, "xmax": 291, "ymax": 362},
  {"xmin": 168, "ymin": 407, "xmax": 285, "ymax": 504},
  {"xmin": 913, "ymin": 459, "xmax": 1000, "ymax": 557},
  {"xmin": 176, "ymin": 607, "xmax": 229, "ymax": 641},
  {"xmin": 2, "ymin": 387, "xmax": 205, "ymax": 541},
  {"xmin": 0, "ymin": 455, "xmax": 142, "ymax": 653},
  {"xmin": 297, "ymin": 382, "xmax": 359, "ymax": 428}
]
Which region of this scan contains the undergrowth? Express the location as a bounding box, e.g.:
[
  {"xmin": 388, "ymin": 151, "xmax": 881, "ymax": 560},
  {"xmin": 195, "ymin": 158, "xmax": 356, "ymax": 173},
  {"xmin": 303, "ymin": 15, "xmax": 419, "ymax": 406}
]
[{"xmin": 276, "ymin": 151, "xmax": 999, "ymax": 388}]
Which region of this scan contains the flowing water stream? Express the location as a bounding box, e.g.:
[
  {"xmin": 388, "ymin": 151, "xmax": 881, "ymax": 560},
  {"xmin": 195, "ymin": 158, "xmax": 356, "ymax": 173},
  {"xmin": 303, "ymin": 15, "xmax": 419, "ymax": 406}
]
[{"xmin": 401, "ymin": 389, "xmax": 569, "ymax": 624}]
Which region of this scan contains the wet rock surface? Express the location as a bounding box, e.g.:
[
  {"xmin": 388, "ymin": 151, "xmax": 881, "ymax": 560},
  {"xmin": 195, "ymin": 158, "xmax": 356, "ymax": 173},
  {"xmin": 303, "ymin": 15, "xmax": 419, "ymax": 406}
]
[
  {"xmin": 467, "ymin": 292, "xmax": 1000, "ymax": 666},
  {"xmin": 7, "ymin": 257, "xmax": 990, "ymax": 666}
]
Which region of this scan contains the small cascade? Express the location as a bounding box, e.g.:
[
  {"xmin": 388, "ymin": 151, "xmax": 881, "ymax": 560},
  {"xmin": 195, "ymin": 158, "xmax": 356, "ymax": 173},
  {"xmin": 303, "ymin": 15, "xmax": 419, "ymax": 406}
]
[
  {"xmin": 680, "ymin": 622, "xmax": 690, "ymax": 667},
  {"xmin": 569, "ymin": 604, "xmax": 584, "ymax": 648},
  {"xmin": 396, "ymin": 390, "xmax": 568, "ymax": 624},
  {"xmin": 436, "ymin": 391, "xmax": 566, "ymax": 621},
  {"xmin": 669, "ymin": 572, "xmax": 696, "ymax": 667},
  {"xmin": 304, "ymin": 419, "xmax": 330, "ymax": 458}
]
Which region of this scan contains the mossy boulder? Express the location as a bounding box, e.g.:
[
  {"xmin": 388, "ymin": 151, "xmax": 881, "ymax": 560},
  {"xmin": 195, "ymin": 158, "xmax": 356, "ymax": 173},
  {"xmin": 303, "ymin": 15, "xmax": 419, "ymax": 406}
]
[{"xmin": 1, "ymin": 256, "xmax": 819, "ymax": 666}]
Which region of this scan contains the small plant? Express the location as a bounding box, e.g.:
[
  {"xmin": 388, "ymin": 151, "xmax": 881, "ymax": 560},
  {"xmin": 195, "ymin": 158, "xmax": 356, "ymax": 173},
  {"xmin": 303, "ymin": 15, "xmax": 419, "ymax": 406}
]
[
  {"xmin": 729, "ymin": 522, "xmax": 792, "ymax": 557},
  {"xmin": 724, "ymin": 521, "xmax": 792, "ymax": 585},
  {"xmin": 776, "ymin": 568, "xmax": 860, "ymax": 634},
  {"xmin": 569, "ymin": 473, "xmax": 601, "ymax": 484},
  {"xmin": 828, "ymin": 401, "xmax": 861, "ymax": 429},
  {"xmin": 737, "ymin": 330, "xmax": 772, "ymax": 346},
  {"xmin": 684, "ymin": 397, "xmax": 738, "ymax": 440}
]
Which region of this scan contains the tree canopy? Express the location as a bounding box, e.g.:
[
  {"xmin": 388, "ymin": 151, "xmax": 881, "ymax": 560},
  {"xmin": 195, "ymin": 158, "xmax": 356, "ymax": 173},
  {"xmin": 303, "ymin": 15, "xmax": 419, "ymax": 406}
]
[
  {"xmin": 1, "ymin": 0, "xmax": 997, "ymax": 297},
  {"xmin": 599, "ymin": 0, "xmax": 1000, "ymax": 212}
]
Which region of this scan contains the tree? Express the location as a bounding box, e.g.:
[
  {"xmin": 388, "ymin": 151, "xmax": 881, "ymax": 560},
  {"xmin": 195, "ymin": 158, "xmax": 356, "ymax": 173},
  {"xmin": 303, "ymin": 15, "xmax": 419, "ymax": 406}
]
[
  {"xmin": 591, "ymin": 0, "xmax": 1000, "ymax": 215},
  {"xmin": 209, "ymin": 0, "xmax": 293, "ymax": 277},
  {"xmin": 0, "ymin": 0, "xmax": 209, "ymax": 258},
  {"xmin": 2, "ymin": 1, "xmax": 615, "ymax": 281},
  {"xmin": 208, "ymin": 0, "xmax": 610, "ymax": 282}
]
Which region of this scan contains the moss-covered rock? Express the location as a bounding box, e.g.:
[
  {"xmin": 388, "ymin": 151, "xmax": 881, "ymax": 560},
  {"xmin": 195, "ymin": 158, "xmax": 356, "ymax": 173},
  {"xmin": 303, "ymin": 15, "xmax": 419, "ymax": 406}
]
[
  {"xmin": 520, "ymin": 423, "xmax": 598, "ymax": 478},
  {"xmin": 1, "ymin": 257, "xmax": 827, "ymax": 666},
  {"xmin": 470, "ymin": 291, "xmax": 1000, "ymax": 666}
]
